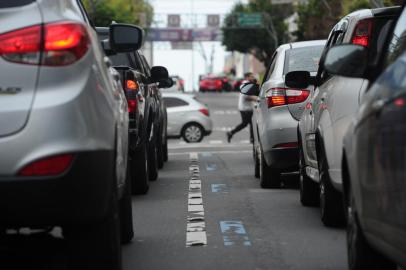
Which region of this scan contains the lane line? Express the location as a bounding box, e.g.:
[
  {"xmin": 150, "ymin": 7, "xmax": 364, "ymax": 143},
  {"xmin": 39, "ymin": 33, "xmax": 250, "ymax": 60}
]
[
  {"xmin": 211, "ymin": 184, "xmax": 228, "ymax": 193},
  {"xmin": 169, "ymin": 150, "xmax": 252, "ymax": 156},
  {"xmin": 186, "ymin": 152, "xmax": 207, "ymax": 247},
  {"xmin": 219, "ymin": 221, "xmax": 252, "ymax": 247}
]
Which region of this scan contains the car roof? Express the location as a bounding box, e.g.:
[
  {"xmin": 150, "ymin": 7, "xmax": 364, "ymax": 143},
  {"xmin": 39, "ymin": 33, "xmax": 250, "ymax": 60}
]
[{"xmin": 289, "ymin": 40, "xmax": 326, "ymax": 49}]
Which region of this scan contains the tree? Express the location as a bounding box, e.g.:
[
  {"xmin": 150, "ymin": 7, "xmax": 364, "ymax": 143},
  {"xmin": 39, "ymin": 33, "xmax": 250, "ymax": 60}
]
[
  {"xmin": 222, "ymin": 1, "xmax": 293, "ymax": 67},
  {"xmin": 82, "ymin": 0, "xmax": 153, "ymax": 27}
]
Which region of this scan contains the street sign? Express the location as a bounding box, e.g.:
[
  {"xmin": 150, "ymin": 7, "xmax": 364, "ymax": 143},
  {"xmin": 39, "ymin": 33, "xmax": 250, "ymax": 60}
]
[
  {"xmin": 171, "ymin": 42, "xmax": 193, "ymax": 50},
  {"xmin": 237, "ymin": 13, "xmax": 263, "ymax": 27},
  {"xmin": 167, "ymin": 14, "xmax": 181, "ymax": 28},
  {"xmin": 147, "ymin": 28, "xmax": 221, "ymax": 42},
  {"xmin": 207, "ymin": 15, "xmax": 220, "ymax": 28}
]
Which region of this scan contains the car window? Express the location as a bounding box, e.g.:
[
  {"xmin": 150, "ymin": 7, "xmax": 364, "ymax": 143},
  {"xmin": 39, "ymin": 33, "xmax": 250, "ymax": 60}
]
[
  {"xmin": 164, "ymin": 97, "xmax": 189, "ymax": 108},
  {"xmin": 108, "ymin": 53, "xmax": 131, "ymax": 67},
  {"xmin": 384, "ymin": 10, "xmax": 406, "ymax": 68},
  {"xmin": 283, "ymin": 45, "xmax": 324, "ymax": 75},
  {"xmin": 0, "ymin": 0, "xmax": 35, "ymax": 8},
  {"xmin": 265, "ymin": 52, "xmax": 278, "ymax": 82}
]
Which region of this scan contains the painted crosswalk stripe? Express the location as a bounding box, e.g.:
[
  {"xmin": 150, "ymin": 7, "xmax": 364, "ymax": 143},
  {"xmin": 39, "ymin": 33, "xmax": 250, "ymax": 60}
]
[{"xmin": 186, "ymin": 153, "xmax": 207, "ymax": 247}]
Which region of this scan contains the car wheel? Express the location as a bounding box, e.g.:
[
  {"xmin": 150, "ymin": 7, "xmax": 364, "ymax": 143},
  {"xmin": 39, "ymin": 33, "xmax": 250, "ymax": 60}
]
[
  {"xmin": 347, "ymin": 186, "xmax": 396, "ymax": 270},
  {"xmin": 299, "ymin": 147, "xmax": 319, "ymax": 206},
  {"xmin": 182, "ymin": 123, "xmax": 204, "ymax": 143},
  {"xmin": 319, "ymin": 151, "xmax": 345, "ymax": 227},
  {"xmin": 259, "ymin": 148, "xmax": 281, "ymax": 188},
  {"xmin": 119, "ymin": 163, "xmax": 134, "ymax": 244},
  {"xmin": 65, "ymin": 189, "xmax": 122, "ymax": 270},
  {"xmin": 131, "ymin": 142, "xmax": 149, "ymax": 195},
  {"xmin": 148, "ymin": 138, "xmax": 159, "ymax": 181}
]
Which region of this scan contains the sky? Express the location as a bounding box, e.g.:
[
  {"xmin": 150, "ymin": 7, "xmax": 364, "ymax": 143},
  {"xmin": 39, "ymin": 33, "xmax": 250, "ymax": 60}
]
[{"xmin": 148, "ymin": 0, "xmax": 249, "ymax": 91}]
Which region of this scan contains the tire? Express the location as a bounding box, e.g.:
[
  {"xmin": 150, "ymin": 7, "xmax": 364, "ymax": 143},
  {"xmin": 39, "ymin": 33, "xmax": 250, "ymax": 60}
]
[
  {"xmin": 299, "ymin": 147, "xmax": 319, "ymax": 206},
  {"xmin": 148, "ymin": 138, "xmax": 159, "ymax": 181},
  {"xmin": 182, "ymin": 123, "xmax": 204, "ymax": 143},
  {"xmin": 65, "ymin": 189, "xmax": 122, "ymax": 270},
  {"xmin": 259, "ymin": 148, "xmax": 281, "ymax": 188},
  {"xmin": 319, "ymin": 150, "xmax": 345, "ymax": 227},
  {"xmin": 131, "ymin": 143, "xmax": 149, "ymax": 195},
  {"xmin": 347, "ymin": 186, "xmax": 396, "ymax": 270},
  {"xmin": 119, "ymin": 163, "xmax": 134, "ymax": 244},
  {"xmin": 254, "ymin": 145, "xmax": 260, "ymax": 178}
]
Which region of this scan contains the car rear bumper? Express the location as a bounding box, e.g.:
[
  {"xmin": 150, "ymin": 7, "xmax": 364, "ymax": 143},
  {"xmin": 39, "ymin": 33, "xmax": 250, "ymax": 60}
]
[
  {"xmin": 263, "ymin": 147, "xmax": 299, "ymax": 171},
  {"xmin": 0, "ymin": 150, "xmax": 115, "ymax": 227}
]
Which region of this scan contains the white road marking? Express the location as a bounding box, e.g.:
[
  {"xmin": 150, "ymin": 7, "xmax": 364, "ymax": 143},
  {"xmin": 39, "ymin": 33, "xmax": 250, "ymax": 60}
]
[
  {"xmin": 169, "ymin": 150, "xmax": 252, "ymax": 156},
  {"xmin": 168, "ymin": 140, "xmax": 251, "ymax": 150},
  {"xmin": 186, "ymin": 152, "xmax": 207, "ymax": 247},
  {"xmin": 212, "ymin": 110, "xmax": 238, "ymax": 115}
]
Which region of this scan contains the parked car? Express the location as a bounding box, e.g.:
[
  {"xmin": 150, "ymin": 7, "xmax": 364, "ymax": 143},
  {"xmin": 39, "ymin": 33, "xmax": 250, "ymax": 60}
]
[
  {"xmin": 97, "ymin": 27, "xmax": 169, "ymax": 193},
  {"xmin": 97, "ymin": 27, "xmax": 170, "ymax": 182},
  {"xmin": 163, "ymin": 93, "xmax": 212, "ymax": 143},
  {"xmin": 199, "ymin": 75, "xmax": 232, "ymax": 92},
  {"xmin": 0, "ymin": 1, "xmax": 139, "ymax": 269},
  {"xmin": 252, "ymin": 40, "xmax": 325, "ymax": 188},
  {"xmin": 291, "ymin": 6, "xmax": 400, "ymax": 226},
  {"xmin": 324, "ymin": 5, "xmax": 406, "ymax": 269}
]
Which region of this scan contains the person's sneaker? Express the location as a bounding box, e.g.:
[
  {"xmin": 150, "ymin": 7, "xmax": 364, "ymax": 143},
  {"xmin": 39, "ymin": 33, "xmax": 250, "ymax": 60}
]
[{"xmin": 226, "ymin": 131, "xmax": 232, "ymax": 143}]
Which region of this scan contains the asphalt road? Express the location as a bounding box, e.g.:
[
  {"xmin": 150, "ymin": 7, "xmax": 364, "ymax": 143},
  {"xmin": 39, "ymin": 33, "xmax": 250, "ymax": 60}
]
[{"xmin": 0, "ymin": 92, "xmax": 347, "ymax": 270}]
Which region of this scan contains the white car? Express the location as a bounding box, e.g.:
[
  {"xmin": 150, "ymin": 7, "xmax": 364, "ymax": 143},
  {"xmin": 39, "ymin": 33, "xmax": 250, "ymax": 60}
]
[{"xmin": 163, "ymin": 93, "xmax": 212, "ymax": 143}]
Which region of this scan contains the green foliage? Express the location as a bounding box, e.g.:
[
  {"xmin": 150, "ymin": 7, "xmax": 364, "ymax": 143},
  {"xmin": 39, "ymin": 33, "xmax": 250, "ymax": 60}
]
[
  {"xmin": 342, "ymin": 0, "xmax": 371, "ymax": 15},
  {"xmin": 295, "ymin": 0, "xmax": 342, "ymax": 41},
  {"xmin": 82, "ymin": 0, "xmax": 153, "ymax": 27},
  {"xmin": 222, "ymin": 0, "xmax": 292, "ymax": 66}
]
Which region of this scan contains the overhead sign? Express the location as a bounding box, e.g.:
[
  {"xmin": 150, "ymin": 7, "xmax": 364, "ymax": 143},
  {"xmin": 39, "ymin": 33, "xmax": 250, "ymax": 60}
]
[
  {"xmin": 147, "ymin": 28, "xmax": 222, "ymax": 42},
  {"xmin": 171, "ymin": 42, "xmax": 193, "ymax": 50},
  {"xmin": 237, "ymin": 13, "xmax": 263, "ymax": 27},
  {"xmin": 167, "ymin": 14, "xmax": 181, "ymax": 28},
  {"xmin": 207, "ymin": 15, "xmax": 220, "ymax": 28}
]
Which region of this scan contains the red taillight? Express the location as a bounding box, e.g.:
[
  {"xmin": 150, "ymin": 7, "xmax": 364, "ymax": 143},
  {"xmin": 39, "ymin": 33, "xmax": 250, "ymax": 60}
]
[
  {"xmin": 266, "ymin": 88, "xmax": 310, "ymax": 108},
  {"xmin": 128, "ymin": 99, "xmax": 138, "ymax": 113},
  {"xmin": 199, "ymin": 108, "xmax": 209, "ymax": 117},
  {"xmin": 273, "ymin": 142, "xmax": 298, "ymax": 149},
  {"xmin": 352, "ymin": 19, "xmax": 373, "ymax": 47},
  {"xmin": 0, "ymin": 22, "xmax": 89, "ymax": 66},
  {"xmin": 0, "ymin": 25, "xmax": 41, "ymax": 64},
  {"xmin": 126, "ymin": 80, "xmax": 138, "ymax": 91},
  {"xmin": 18, "ymin": 154, "xmax": 74, "ymax": 176}
]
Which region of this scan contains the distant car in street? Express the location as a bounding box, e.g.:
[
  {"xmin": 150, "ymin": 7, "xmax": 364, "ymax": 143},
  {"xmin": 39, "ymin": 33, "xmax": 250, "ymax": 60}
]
[
  {"xmin": 252, "ymin": 40, "xmax": 325, "ymax": 189},
  {"xmin": 291, "ymin": 6, "xmax": 400, "ymax": 227},
  {"xmin": 325, "ymin": 6, "xmax": 406, "ymax": 270},
  {"xmin": 163, "ymin": 93, "xmax": 212, "ymax": 143},
  {"xmin": 0, "ymin": 1, "xmax": 140, "ymax": 269},
  {"xmin": 199, "ymin": 75, "xmax": 232, "ymax": 92}
]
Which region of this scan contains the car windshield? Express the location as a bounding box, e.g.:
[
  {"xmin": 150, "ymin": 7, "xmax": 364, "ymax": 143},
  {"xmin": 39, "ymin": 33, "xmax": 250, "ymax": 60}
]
[
  {"xmin": 283, "ymin": 45, "xmax": 324, "ymax": 74},
  {"xmin": 108, "ymin": 53, "xmax": 131, "ymax": 67}
]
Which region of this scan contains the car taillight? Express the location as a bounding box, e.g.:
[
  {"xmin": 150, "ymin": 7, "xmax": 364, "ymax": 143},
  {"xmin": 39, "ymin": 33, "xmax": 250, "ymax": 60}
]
[
  {"xmin": 199, "ymin": 108, "xmax": 209, "ymax": 117},
  {"xmin": 0, "ymin": 22, "xmax": 89, "ymax": 66},
  {"xmin": 18, "ymin": 154, "xmax": 74, "ymax": 176},
  {"xmin": 125, "ymin": 80, "xmax": 138, "ymax": 113},
  {"xmin": 0, "ymin": 25, "xmax": 41, "ymax": 64},
  {"xmin": 43, "ymin": 22, "xmax": 89, "ymax": 66},
  {"xmin": 266, "ymin": 88, "xmax": 310, "ymax": 108},
  {"xmin": 352, "ymin": 19, "xmax": 373, "ymax": 47}
]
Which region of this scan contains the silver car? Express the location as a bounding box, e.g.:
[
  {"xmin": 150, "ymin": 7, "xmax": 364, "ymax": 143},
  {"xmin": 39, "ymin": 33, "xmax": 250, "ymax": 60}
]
[
  {"xmin": 252, "ymin": 40, "xmax": 325, "ymax": 188},
  {"xmin": 0, "ymin": 1, "xmax": 142, "ymax": 269},
  {"xmin": 293, "ymin": 7, "xmax": 399, "ymax": 227},
  {"xmin": 163, "ymin": 93, "xmax": 212, "ymax": 143}
]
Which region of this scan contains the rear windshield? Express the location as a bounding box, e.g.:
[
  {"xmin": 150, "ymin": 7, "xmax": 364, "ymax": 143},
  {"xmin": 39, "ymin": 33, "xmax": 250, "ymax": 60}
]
[
  {"xmin": 108, "ymin": 53, "xmax": 131, "ymax": 67},
  {"xmin": 0, "ymin": 0, "xmax": 35, "ymax": 8},
  {"xmin": 283, "ymin": 45, "xmax": 324, "ymax": 74}
]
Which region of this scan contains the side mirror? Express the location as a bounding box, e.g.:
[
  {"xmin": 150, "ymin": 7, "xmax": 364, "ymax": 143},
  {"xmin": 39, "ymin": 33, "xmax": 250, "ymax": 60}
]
[
  {"xmin": 151, "ymin": 66, "xmax": 169, "ymax": 83},
  {"xmin": 158, "ymin": 78, "xmax": 174, "ymax": 89},
  {"xmin": 324, "ymin": 44, "xmax": 368, "ymax": 78},
  {"xmin": 285, "ymin": 71, "xmax": 311, "ymax": 89},
  {"xmin": 109, "ymin": 23, "xmax": 143, "ymax": 53}
]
